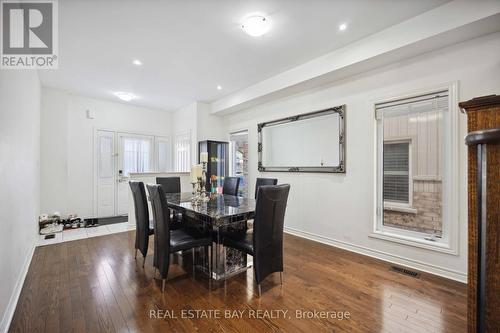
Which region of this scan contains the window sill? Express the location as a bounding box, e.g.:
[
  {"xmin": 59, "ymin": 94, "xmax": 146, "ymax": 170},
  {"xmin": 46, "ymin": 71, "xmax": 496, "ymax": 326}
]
[
  {"xmin": 383, "ymin": 205, "xmax": 417, "ymax": 214},
  {"xmin": 369, "ymin": 230, "xmax": 458, "ymax": 255}
]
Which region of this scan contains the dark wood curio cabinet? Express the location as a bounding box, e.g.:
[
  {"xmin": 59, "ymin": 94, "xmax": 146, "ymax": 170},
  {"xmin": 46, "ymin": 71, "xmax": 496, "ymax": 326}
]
[{"xmin": 198, "ymin": 140, "xmax": 229, "ymax": 193}]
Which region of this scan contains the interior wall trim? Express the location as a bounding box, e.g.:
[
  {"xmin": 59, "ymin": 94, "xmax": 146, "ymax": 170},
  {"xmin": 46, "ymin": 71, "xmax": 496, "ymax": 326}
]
[
  {"xmin": 284, "ymin": 226, "xmax": 467, "ymax": 283},
  {"xmin": 0, "ymin": 242, "xmax": 36, "ymax": 333}
]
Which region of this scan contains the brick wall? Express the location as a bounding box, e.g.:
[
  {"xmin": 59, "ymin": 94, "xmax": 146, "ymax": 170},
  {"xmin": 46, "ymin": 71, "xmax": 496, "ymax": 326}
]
[{"xmin": 383, "ymin": 180, "xmax": 442, "ymax": 236}]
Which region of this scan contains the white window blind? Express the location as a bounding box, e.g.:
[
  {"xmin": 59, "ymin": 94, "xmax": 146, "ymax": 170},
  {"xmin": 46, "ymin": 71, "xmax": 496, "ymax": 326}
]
[
  {"xmin": 375, "ymin": 91, "xmax": 449, "ymax": 119},
  {"xmin": 174, "ymin": 133, "xmax": 191, "ymax": 172}
]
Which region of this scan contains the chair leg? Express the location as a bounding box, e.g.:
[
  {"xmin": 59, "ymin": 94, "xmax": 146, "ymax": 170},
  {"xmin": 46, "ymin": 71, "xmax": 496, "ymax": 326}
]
[
  {"xmin": 142, "ymin": 256, "xmax": 146, "ymax": 268},
  {"xmin": 208, "ymin": 245, "xmax": 212, "ymax": 289},
  {"xmin": 280, "ymin": 271, "xmax": 283, "ymax": 285},
  {"xmin": 215, "ymin": 243, "xmax": 219, "ymax": 280},
  {"xmin": 223, "ymin": 246, "xmax": 227, "ymax": 276},
  {"xmin": 223, "ymin": 246, "xmax": 227, "ymax": 290},
  {"xmin": 192, "ymin": 248, "xmax": 196, "ymax": 276},
  {"xmin": 258, "ymin": 284, "xmax": 262, "ymax": 297},
  {"xmin": 202, "ymin": 246, "xmax": 206, "ymax": 269},
  {"xmin": 134, "ymin": 248, "xmax": 137, "ymax": 259},
  {"xmin": 162, "ymin": 279, "xmax": 166, "ymax": 293}
]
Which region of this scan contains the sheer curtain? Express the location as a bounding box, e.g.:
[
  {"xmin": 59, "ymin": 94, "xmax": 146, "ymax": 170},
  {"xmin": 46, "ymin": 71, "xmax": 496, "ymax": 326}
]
[
  {"xmin": 156, "ymin": 137, "xmax": 171, "ymax": 172},
  {"xmin": 174, "ymin": 133, "xmax": 191, "ymax": 172},
  {"xmin": 122, "ymin": 138, "xmax": 151, "ymax": 176}
]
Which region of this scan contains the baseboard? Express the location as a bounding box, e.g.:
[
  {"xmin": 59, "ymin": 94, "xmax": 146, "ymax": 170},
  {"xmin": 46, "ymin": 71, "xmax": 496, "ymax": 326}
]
[
  {"xmin": 0, "ymin": 241, "xmax": 36, "ymax": 333},
  {"xmin": 284, "ymin": 226, "xmax": 467, "ymax": 283}
]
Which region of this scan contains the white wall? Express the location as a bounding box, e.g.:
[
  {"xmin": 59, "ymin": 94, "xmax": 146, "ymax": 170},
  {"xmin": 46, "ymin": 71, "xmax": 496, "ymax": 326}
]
[
  {"xmin": 0, "ymin": 71, "xmax": 41, "ymax": 332},
  {"xmin": 171, "ymin": 102, "xmax": 225, "ymax": 165},
  {"xmin": 196, "ymin": 102, "xmax": 225, "ymax": 142},
  {"xmin": 223, "ymin": 32, "xmax": 500, "ymax": 282},
  {"xmin": 172, "ymin": 102, "xmax": 198, "ymax": 165},
  {"xmin": 40, "ymin": 88, "xmax": 173, "ymax": 217}
]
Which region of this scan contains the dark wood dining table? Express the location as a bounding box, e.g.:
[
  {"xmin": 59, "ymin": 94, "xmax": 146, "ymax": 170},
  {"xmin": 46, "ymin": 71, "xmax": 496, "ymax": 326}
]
[{"xmin": 165, "ymin": 192, "xmax": 256, "ymax": 281}]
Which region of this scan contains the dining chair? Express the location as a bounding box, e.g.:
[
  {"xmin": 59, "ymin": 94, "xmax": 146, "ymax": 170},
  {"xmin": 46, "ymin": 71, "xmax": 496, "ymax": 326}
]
[
  {"xmin": 129, "ymin": 181, "xmax": 154, "ymax": 268},
  {"xmin": 223, "ymin": 176, "xmax": 240, "ymax": 196},
  {"xmin": 156, "ymin": 177, "xmax": 181, "ymax": 193},
  {"xmin": 255, "ymin": 178, "xmax": 278, "ymax": 199},
  {"xmin": 223, "ymin": 184, "xmax": 290, "ymax": 296},
  {"xmin": 147, "ymin": 184, "xmax": 212, "ymax": 292},
  {"xmin": 246, "ymin": 178, "xmax": 279, "ymax": 230},
  {"xmin": 156, "ymin": 177, "xmax": 183, "ymax": 229}
]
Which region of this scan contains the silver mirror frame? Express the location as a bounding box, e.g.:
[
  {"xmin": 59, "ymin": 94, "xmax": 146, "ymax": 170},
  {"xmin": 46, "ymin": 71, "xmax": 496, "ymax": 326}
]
[{"xmin": 257, "ymin": 105, "xmax": 346, "ymax": 173}]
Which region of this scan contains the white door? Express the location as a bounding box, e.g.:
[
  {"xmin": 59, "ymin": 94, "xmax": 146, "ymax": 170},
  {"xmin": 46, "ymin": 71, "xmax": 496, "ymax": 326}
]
[
  {"xmin": 116, "ymin": 133, "xmax": 154, "ymax": 215},
  {"xmin": 96, "ymin": 130, "xmax": 116, "ymax": 217}
]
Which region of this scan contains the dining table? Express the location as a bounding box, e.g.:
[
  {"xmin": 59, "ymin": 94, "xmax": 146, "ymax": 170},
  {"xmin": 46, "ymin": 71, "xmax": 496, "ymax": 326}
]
[{"xmin": 164, "ymin": 192, "xmax": 256, "ymax": 281}]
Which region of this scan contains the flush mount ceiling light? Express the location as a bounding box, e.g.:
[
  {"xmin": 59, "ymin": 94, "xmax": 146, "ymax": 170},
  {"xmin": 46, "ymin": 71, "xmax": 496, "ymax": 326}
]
[
  {"xmin": 241, "ymin": 15, "xmax": 270, "ymax": 37},
  {"xmin": 338, "ymin": 23, "xmax": 347, "ymax": 31},
  {"xmin": 132, "ymin": 59, "xmax": 143, "ymax": 66},
  {"xmin": 114, "ymin": 91, "xmax": 137, "ymax": 102},
  {"xmin": 217, "ymin": 85, "xmax": 222, "ymax": 90}
]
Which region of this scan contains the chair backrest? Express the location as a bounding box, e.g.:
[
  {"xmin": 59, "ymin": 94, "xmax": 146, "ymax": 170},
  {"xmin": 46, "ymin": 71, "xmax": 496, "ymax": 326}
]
[
  {"xmin": 146, "ymin": 184, "xmax": 171, "ymax": 277},
  {"xmin": 255, "ymin": 178, "xmax": 278, "ymax": 199},
  {"xmin": 156, "ymin": 177, "xmax": 181, "ymax": 193},
  {"xmin": 253, "ymin": 184, "xmax": 290, "ymax": 284},
  {"xmin": 223, "ymin": 176, "xmax": 240, "ymax": 196},
  {"xmin": 129, "ymin": 181, "xmax": 150, "ymax": 256}
]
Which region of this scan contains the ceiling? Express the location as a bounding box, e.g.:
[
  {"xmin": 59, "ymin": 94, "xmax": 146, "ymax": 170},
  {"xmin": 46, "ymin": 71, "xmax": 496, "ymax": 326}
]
[{"xmin": 38, "ymin": 0, "xmax": 450, "ymax": 111}]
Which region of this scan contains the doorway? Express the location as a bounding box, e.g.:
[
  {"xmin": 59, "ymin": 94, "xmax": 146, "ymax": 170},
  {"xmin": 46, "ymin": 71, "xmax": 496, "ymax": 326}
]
[
  {"xmin": 229, "ymin": 130, "xmax": 249, "ymax": 197},
  {"xmin": 95, "ymin": 130, "xmax": 168, "ymax": 217}
]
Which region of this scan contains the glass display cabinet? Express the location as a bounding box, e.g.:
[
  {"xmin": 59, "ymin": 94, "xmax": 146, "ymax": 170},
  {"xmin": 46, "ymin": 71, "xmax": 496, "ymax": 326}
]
[{"xmin": 198, "ymin": 140, "xmax": 229, "ymax": 193}]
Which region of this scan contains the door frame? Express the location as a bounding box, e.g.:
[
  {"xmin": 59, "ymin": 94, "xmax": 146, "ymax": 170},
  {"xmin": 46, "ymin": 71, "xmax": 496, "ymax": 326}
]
[
  {"xmin": 228, "ymin": 128, "xmax": 250, "ymax": 197},
  {"xmin": 92, "ymin": 127, "xmax": 172, "ymax": 217}
]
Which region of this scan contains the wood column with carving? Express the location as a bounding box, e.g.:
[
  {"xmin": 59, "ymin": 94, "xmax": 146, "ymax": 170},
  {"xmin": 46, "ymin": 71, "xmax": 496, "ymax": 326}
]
[{"xmin": 459, "ymin": 95, "xmax": 500, "ymax": 333}]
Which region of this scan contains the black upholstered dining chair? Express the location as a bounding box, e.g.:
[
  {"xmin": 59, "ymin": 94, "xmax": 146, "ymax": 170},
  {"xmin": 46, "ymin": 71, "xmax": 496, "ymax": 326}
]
[
  {"xmin": 129, "ymin": 181, "xmax": 154, "ymax": 268},
  {"xmin": 147, "ymin": 184, "xmax": 212, "ymax": 292},
  {"xmin": 223, "ymin": 184, "xmax": 290, "ymax": 296},
  {"xmin": 156, "ymin": 177, "xmax": 183, "ymax": 229},
  {"xmin": 223, "ymin": 176, "xmax": 240, "ymax": 196},
  {"xmin": 156, "ymin": 177, "xmax": 181, "ymax": 193},
  {"xmin": 255, "ymin": 178, "xmax": 278, "ymax": 199}
]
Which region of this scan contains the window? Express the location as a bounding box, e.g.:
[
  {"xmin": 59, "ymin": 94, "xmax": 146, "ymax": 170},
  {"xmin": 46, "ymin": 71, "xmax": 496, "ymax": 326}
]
[
  {"xmin": 155, "ymin": 136, "xmax": 171, "ymax": 172},
  {"xmin": 229, "ymin": 130, "xmax": 249, "ymax": 197},
  {"xmin": 383, "ymin": 141, "xmax": 410, "ymax": 204},
  {"xmin": 121, "ymin": 137, "xmax": 152, "ymax": 176},
  {"xmin": 373, "ymin": 88, "xmax": 458, "ymax": 253},
  {"xmin": 174, "ymin": 132, "xmax": 191, "ymax": 172}
]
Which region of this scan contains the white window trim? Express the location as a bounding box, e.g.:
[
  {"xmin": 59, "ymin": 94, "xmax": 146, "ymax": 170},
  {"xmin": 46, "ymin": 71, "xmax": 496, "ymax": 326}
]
[
  {"xmin": 383, "ymin": 203, "xmax": 418, "ymax": 214},
  {"xmin": 383, "ymin": 138, "xmax": 413, "ymax": 208},
  {"xmin": 370, "ymin": 82, "xmax": 460, "ymax": 255}
]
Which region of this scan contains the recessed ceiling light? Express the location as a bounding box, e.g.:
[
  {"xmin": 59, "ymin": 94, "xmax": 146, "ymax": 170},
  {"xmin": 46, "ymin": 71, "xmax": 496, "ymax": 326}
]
[
  {"xmin": 132, "ymin": 59, "xmax": 142, "ymax": 66},
  {"xmin": 339, "ymin": 23, "xmax": 347, "ymax": 31},
  {"xmin": 241, "ymin": 15, "xmax": 271, "ymax": 37},
  {"xmin": 114, "ymin": 91, "xmax": 137, "ymax": 102},
  {"xmin": 217, "ymin": 85, "xmax": 222, "ymax": 90}
]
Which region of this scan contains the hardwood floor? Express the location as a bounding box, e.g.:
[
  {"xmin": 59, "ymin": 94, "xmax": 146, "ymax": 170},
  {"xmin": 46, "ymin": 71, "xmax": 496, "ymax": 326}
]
[{"xmin": 9, "ymin": 231, "xmax": 467, "ymax": 333}]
